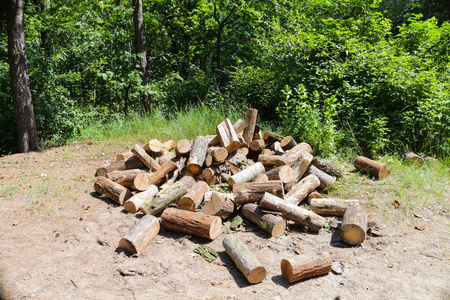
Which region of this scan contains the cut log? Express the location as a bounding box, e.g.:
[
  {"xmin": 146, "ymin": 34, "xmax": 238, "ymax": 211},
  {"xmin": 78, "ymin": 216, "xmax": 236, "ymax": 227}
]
[
  {"xmin": 96, "ymin": 156, "xmax": 145, "ymax": 176},
  {"xmin": 217, "ymin": 119, "xmax": 241, "ymax": 153},
  {"xmin": 175, "ymin": 139, "xmax": 191, "ymax": 157},
  {"xmin": 132, "ymin": 144, "xmax": 161, "ymax": 172},
  {"xmin": 276, "ymin": 143, "xmax": 313, "ymax": 167},
  {"xmin": 206, "ymin": 175, "xmax": 217, "ymax": 186},
  {"xmin": 201, "ymin": 167, "xmax": 216, "ymax": 180},
  {"xmin": 161, "ymin": 208, "xmax": 222, "ymax": 240},
  {"xmin": 135, "ymin": 161, "xmax": 177, "ymax": 189},
  {"xmin": 228, "ymin": 162, "xmax": 265, "ymax": 187},
  {"xmin": 123, "ymin": 185, "xmax": 159, "ymax": 213},
  {"xmin": 258, "ymin": 154, "xmax": 279, "ymax": 166},
  {"xmin": 239, "ymin": 147, "xmax": 249, "ymax": 156},
  {"xmin": 140, "ymin": 181, "xmax": 187, "ymax": 215},
  {"xmin": 223, "ymin": 234, "xmax": 266, "ymax": 284},
  {"xmin": 243, "ymin": 108, "xmax": 258, "ymax": 145},
  {"xmin": 208, "ymin": 147, "xmax": 228, "ymax": 163},
  {"xmin": 253, "ymin": 124, "xmax": 262, "ymax": 140},
  {"xmin": 158, "ymin": 152, "xmax": 176, "ymax": 166},
  {"xmin": 306, "ymin": 165, "xmax": 336, "ymax": 190},
  {"xmin": 260, "ymin": 192, "xmax": 325, "ymax": 232},
  {"xmin": 116, "ymin": 150, "xmax": 134, "ymax": 162},
  {"xmin": 307, "ymin": 191, "xmax": 322, "ymax": 204},
  {"xmin": 95, "ymin": 159, "xmax": 112, "ymax": 177},
  {"xmin": 202, "ymin": 192, "xmax": 235, "ymax": 219},
  {"xmin": 94, "ymin": 177, "xmax": 132, "ymax": 205},
  {"xmin": 237, "ymin": 133, "xmax": 247, "ymax": 147},
  {"xmin": 261, "ymin": 149, "xmax": 275, "ymax": 155},
  {"xmin": 241, "ymin": 203, "xmax": 286, "ymax": 237},
  {"xmin": 209, "ymin": 119, "xmax": 245, "ymax": 146},
  {"xmin": 310, "ymin": 198, "xmax": 359, "ymax": 216},
  {"xmin": 161, "ymin": 140, "xmax": 176, "ymax": 156},
  {"xmin": 265, "ymin": 165, "xmax": 294, "ymax": 184},
  {"xmin": 354, "ymin": 156, "xmax": 390, "ymax": 180},
  {"xmin": 291, "ymin": 150, "xmax": 314, "ymax": 183},
  {"xmin": 144, "ymin": 139, "xmax": 164, "ymax": 156},
  {"xmin": 263, "ymin": 131, "xmax": 284, "ymax": 144},
  {"xmin": 227, "ymin": 149, "xmax": 248, "ymax": 167},
  {"xmin": 178, "ymin": 175, "xmax": 197, "ymax": 190},
  {"xmin": 285, "ymin": 174, "xmax": 320, "ymax": 205},
  {"xmin": 340, "ymin": 205, "xmax": 367, "ymax": 246},
  {"xmin": 271, "ymin": 141, "xmax": 284, "ymax": 155},
  {"xmin": 312, "ymin": 158, "xmax": 342, "ymax": 178},
  {"xmin": 116, "ymin": 173, "xmax": 141, "ymax": 190},
  {"xmin": 281, "ymin": 252, "xmax": 332, "ymax": 283},
  {"xmin": 186, "ymin": 136, "xmax": 208, "ymax": 175},
  {"xmin": 106, "ymin": 169, "xmax": 148, "ymax": 181},
  {"xmin": 119, "ymin": 215, "xmax": 160, "ymax": 256},
  {"xmin": 178, "ymin": 181, "xmax": 210, "ymax": 211},
  {"xmin": 249, "ymin": 139, "xmax": 265, "ymax": 151},
  {"xmin": 204, "ymin": 154, "xmax": 213, "ymax": 167},
  {"xmin": 233, "ymin": 181, "xmax": 284, "ymax": 205},
  {"xmin": 280, "ymin": 136, "xmax": 297, "ymax": 151},
  {"xmin": 253, "ymin": 173, "xmax": 269, "ymax": 183}
]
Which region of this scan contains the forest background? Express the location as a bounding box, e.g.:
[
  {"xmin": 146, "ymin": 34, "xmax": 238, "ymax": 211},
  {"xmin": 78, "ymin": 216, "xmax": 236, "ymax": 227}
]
[{"xmin": 1, "ymin": 0, "xmax": 449, "ymax": 158}]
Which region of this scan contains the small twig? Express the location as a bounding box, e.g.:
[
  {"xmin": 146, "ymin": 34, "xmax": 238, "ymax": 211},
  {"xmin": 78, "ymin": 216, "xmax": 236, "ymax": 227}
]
[{"xmin": 71, "ymin": 279, "xmax": 78, "ymax": 288}]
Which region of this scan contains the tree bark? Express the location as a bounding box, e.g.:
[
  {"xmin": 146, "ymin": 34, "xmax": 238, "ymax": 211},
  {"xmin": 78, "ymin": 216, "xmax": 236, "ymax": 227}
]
[
  {"xmin": 106, "ymin": 169, "xmax": 148, "ymax": 181},
  {"xmin": 7, "ymin": 0, "xmax": 39, "ymax": 152},
  {"xmin": 309, "ymin": 198, "xmax": 360, "ymax": 217},
  {"xmin": 276, "ymin": 143, "xmax": 313, "ymax": 167},
  {"xmin": 243, "ymin": 108, "xmax": 258, "ymax": 145},
  {"xmin": 94, "ymin": 176, "xmax": 132, "ymax": 205},
  {"xmin": 281, "ymin": 252, "xmax": 332, "ymax": 283},
  {"xmin": 123, "ymin": 185, "xmax": 159, "ymax": 213},
  {"xmin": 119, "ymin": 215, "xmax": 160, "ymax": 256},
  {"xmin": 186, "ymin": 136, "xmax": 208, "ymax": 175},
  {"xmin": 306, "ymin": 165, "xmax": 336, "ymax": 190},
  {"xmin": 132, "ymin": 144, "xmax": 161, "ymax": 171},
  {"xmin": 96, "ymin": 156, "xmax": 145, "ymax": 176},
  {"xmin": 285, "ymin": 174, "xmax": 320, "ymax": 205},
  {"xmin": 140, "ymin": 181, "xmax": 187, "ymax": 215},
  {"xmin": 312, "ymin": 158, "xmax": 342, "ymax": 178},
  {"xmin": 228, "ymin": 162, "xmax": 265, "ymax": 187},
  {"xmin": 233, "ymin": 181, "xmax": 284, "ymax": 205},
  {"xmin": 354, "ymin": 156, "xmax": 390, "ymax": 180},
  {"xmin": 340, "ymin": 206, "xmax": 367, "ymax": 246},
  {"xmin": 177, "ymin": 181, "xmax": 209, "ymax": 211},
  {"xmin": 241, "ymin": 203, "xmax": 286, "ymax": 237}
]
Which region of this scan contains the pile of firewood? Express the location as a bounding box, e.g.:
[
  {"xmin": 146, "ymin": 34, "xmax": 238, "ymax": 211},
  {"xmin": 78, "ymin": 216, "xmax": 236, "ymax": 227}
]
[{"xmin": 93, "ymin": 108, "xmax": 390, "ymax": 284}]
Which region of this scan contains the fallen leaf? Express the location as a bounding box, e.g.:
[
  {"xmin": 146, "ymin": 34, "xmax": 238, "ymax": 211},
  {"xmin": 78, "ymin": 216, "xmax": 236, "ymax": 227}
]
[
  {"xmin": 393, "ymin": 200, "xmax": 400, "ymax": 209},
  {"xmin": 211, "ymin": 281, "xmax": 223, "ymax": 285},
  {"xmin": 415, "ymin": 225, "xmax": 425, "ymax": 231}
]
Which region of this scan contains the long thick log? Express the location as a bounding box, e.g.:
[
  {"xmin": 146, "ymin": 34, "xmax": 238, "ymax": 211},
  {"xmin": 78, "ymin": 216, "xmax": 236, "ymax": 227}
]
[
  {"xmin": 118, "ymin": 215, "xmax": 160, "ymax": 256},
  {"xmin": 186, "ymin": 136, "xmax": 208, "ymax": 175},
  {"xmin": 116, "ymin": 150, "xmax": 134, "ymax": 162},
  {"xmin": 228, "ymin": 162, "xmax": 265, "ymax": 187},
  {"xmin": 144, "ymin": 139, "xmax": 164, "ymax": 156},
  {"xmin": 340, "ymin": 206, "xmax": 367, "ymax": 246},
  {"xmin": 265, "ymin": 165, "xmax": 294, "ymax": 184},
  {"xmin": 258, "ymin": 154, "xmax": 279, "ymax": 166},
  {"xmin": 276, "ymin": 143, "xmax": 313, "ymax": 167},
  {"xmin": 140, "ymin": 181, "xmax": 187, "ymax": 215},
  {"xmin": 306, "ymin": 165, "xmax": 336, "ymax": 190},
  {"xmin": 310, "ymin": 198, "xmax": 359, "ymax": 216},
  {"xmin": 291, "ymin": 150, "xmax": 314, "ymax": 183},
  {"xmin": 233, "ymin": 181, "xmax": 284, "ymax": 205},
  {"xmin": 201, "ymin": 192, "xmax": 235, "ymax": 219},
  {"xmin": 135, "ymin": 160, "xmax": 177, "ymax": 189},
  {"xmin": 243, "ymin": 108, "xmax": 258, "ymax": 145},
  {"xmin": 106, "ymin": 169, "xmax": 148, "ymax": 181},
  {"xmin": 210, "ymin": 119, "xmax": 245, "ymax": 147},
  {"xmin": 177, "ymin": 181, "xmax": 209, "ymax": 211},
  {"xmin": 123, "ymin": 185, "xmax": 159, "ymax": 213},
  {"xmin": 260, "ymin": 192, "xmax": 325, "ymax": 232},
  {"xmin": 132, "ymin": 144, "xmax": 161, "ymax": 171},
  {"xmin": 223, "ymin": 234, "xmax": 266, "ymax": 284},
  {"xmin": 281, "ymin": 252, "xmax": 332, "ymax": 283},
  {"xmin": 175, "ymin": 139, "xmax": 191, "ymax": 157},
  {"xmin": 285, "ymin": 174, "xmax": 320, "ymax": 205},
  {"xmin": 354, "ymin": 156, "xmax": 390, "ymax": 180},
  {"xmin": 312, "ymin": 158, "xmax": 342, "ymax": 178},
  {"xmin": 161, "ymin": 208, "xmax": 222, "ymax": 240},
  {"xmin": 96, "ymin": 156, "xmax": 145, "ymax": 176},
  {"xmin": 241, "ymin": 203, "xmax": 286, "ymax": 237},
  {"xmin": 217, "ymin": 119, "xmax": 241, "ymax": 153},
  {"xmin": 94, "ymin": 177, "xmax": 132, "ymax": 205}
]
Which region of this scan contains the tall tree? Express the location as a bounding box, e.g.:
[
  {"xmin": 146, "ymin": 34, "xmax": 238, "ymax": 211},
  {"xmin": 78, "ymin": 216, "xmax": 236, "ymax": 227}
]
[
  {"xmin": 6, "ymin": 0, "xmax": 39, "ymax": 152},
  {"xmin": 133, "ymin": 0, "xmax": 151, "ymax": 113}
]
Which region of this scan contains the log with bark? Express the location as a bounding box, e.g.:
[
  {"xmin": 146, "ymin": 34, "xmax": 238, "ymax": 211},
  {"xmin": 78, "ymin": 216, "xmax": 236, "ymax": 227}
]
[
  {"xmin": 249, "ymin": 139, "xmax": 265, "ymax": 151},
  {"xmin": 217, "ymin": 118, "xmax": 241, "ymax": 153},
  {"xmin": 253, "ymin": 173, "xmax": 269, "ymax": 183},
  {"xmin": 106, "ymin": 169, "xmax": 148, "ymax": 181},
  {"xmin": 263, "ymin": 131, "xmax": 284, "ymax": 144},
  {"xmin": 143, "ymin": 139, "xmax": 164, "ymax": 156},
  {"xmin": 201, "ymin": 191, "xmax": 235, "ymax": 219},
  {"xmin": 118, "ymin": 215, "xmax": 160, "ymax": 256},
  {"xmin": 209, "ymin": 119, "xmax": 245, "ymax": 147},
  {"xmin": 135, "ymin": 160, "xmax": 177, "ymax": 189},
  {"xmin": 158, "ymin": 152, "xmax": 176, "ymax": 166},
  {"xmin": 242, "ymin": 108, "xmax": 258, "ymax": 145},
  {"xmin": 95, "ymin": 159, "xmax": 112, "ymax": 176},
  {"xmin": 186, "ymin": 136, "xmax": 208, "ymax": 175},
  {"xmin": 228, "ymin": 162, "xmax": 265, "ymax": 187},
  {"xmin": 123, "ymin": 185, "xmax": 159, "ymax": 213},
  {"xmin": 258, "ymin": 154, "xmax": 279, "ymax": 167},
  {"xmin": 161, "ymin": 140, "xmax": 176, "ymax": 156},
  {"xmin": 291, "ymin": 150, "xmax": 314, "ymax": 183},
  {"xmin": 306, "ymin": 165, "xmax": 336, "ymax": 190},
  {"xmin": 132, "ymin": 144, "xmax": 161, "ymax": 172},
  {"xmin": 241, "ymin": 203, "xmax": 286, "ymax": 237},
  {"xmin": 309, "ymin": 198, "xmax": 359, "ymax": 216},
  {"xmin": 116, "ymin": 173, "xmax": 142, "ymax": 191},
  {"xmin": 403, "ymin": 151, "xmax": 421, "ymax": 165},
  {"xmin": 223, "ymin": 234, "xmax": 266, "ymax": 284},
  {"xmin": 354, "ymin": 156, "xmax": 390, "ymax": 180},
  {"xmin": 175, "ymin": 139, "xmax": 191, "ymax": 157},
  {"xmin": 207, "ymin": 147, "xmax": 228, "ymax": 163},
  {"xmin": 140, "ymin": 181, "xmax": 187, "ymax": 215},
  {"xmin": 281, "ymin": 252, "xmax": 332, "ymax": 283},
  {"xmin": 311, "ymin": 158, "xmax": 342, "ymax": 178},
  {"xmin": 233, "ymin": 181, "xmax": 284, "ymax": 205},
  {"xmin": 94, "ymin": 176, "xmax": 132, "ymax": 205},
  {"xmin": 280, "ymin": 135, "xmax": 297, "ymax": 151},
  {"xmin": 285, "ymin": 174, "xmax": 320, "ymax": 205},
  {"xmin": 276, "ymin": 143, "xmax": 313, "ymax": 167},
  {"xmin": 259, "ymin": 192, "xmax": 325, "ymax": 232},
  {"xmin": 177, "ymin": 181, "xmax": 210, "ymax": 211},
  {"xmin": 96, "ymin": 156, "xmax": 145, "ymax": 176},
  {"xmin": 307, "ymin": 191, "xmax": 322, "ymax": 204},
  {"xmin": 265, "ymin": 165, "xmax": 294, "ymax": 184},
  {"xmin": 340, "ymin": 205, "xmax": 367, "ymax": 246},
  {"xmin": 116, "ymin": 150, "xmax": 134, "ymax": 162},
  {"xmin": 161, "ymin": 208, "xmax": 222, "ymax": 240}
]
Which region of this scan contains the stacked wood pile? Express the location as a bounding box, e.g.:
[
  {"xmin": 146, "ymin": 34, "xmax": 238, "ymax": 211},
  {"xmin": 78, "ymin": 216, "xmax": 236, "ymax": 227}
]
[{"xmin": 93, "ymin": 108, "xmax": 390, "ymax": 284}]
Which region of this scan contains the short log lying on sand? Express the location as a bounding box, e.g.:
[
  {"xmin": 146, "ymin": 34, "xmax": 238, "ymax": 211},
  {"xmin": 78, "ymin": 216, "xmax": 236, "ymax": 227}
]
[
  {"xmin": 223, "ymin": 234, "xmax": 266, "ymax": 284},
  {"xmin": 260, "ymin": 192, "xmax": 325, "ymax": 232},
  {"xmin": 285, "ymin": 174, "xmax": 320, "ymax": 205},
  {"xmin": 354, "ymin": 156, "xmax": 390, "ymax": 180},
  {"xmin": 123, "ymin": 185, "xmax": 159, "ymax": 213},
  {"xmin": 177, "ymin": 181, "xmax": 209, "ymax": 211},
  {"xmin": 94, "ymin": 177, "xmax": 132, "ymax": 205},
  {"xmin": 201, "ymin": 192, "xmax": 235, "ymax": 219},
  {"xmin": 281, "ymin": 252, "xmax": 332, "ymax": 283},
  {"xmin": 241, "ymin": 203, "xmax": 286, "ymax": 237},
  {"xmin": 140, "ymin": 181, "xmax": 187, "ymax": 215},
  {"xmin": 119, "ymin": 215, "xmax": 160, "ymax": 256},
  {"xmin": 340, "ymin": 205, "xmax": 367, "ymax": 246},
  {"xmin": 228, "ymin": 162, "xmax": 265, "ymax": 187},
  {"xmin": 310, "ymin": 198, "xmax": 359, "ymax": 217},
  {"xmin": 233, "ymin": 181, "xmax": 284, "ymax": 205},
  {"xmin": 161, "ymin": 208, "xmax": 222, "ymax": 240}
]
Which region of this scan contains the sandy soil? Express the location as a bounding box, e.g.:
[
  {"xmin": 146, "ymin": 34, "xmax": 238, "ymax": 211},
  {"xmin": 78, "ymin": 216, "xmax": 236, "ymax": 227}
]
[{"xmin": 0, "ymin": 143, "xmax": 449, "ymax": 300}]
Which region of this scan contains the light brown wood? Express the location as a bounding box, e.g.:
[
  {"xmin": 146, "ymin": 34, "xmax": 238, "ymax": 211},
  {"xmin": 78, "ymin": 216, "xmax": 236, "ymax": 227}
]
[
  {"xmin": 95, "ymin": 159, "xmax": 112, "ymax": 176},
  {"xmin": 158, "ymin": 152, "xmax": 176, "ymax": 166},
  {"xmin": 280, "ymin": 136, "xmax": 297, "ymax": 151},
  {"xmin": 228, "ymin": 162, "xmax": 265, "ymax": 187},
  {"xmin": 265, "ymin": 165, "xmax": 294, "ymax": 184},
  {"xmin": 354, "ymin": 156, "xmax": 390, "ymax": 180},
  {"xmin": 285, "ymin": 174, "xmax": 320, "ymax": 205},
  {"xmin": 237, "ymin": 132, "xmax": 247, "ymax": 147},
  {"xmin": 161, "ymin": 208, "xmax": 222, "ymax": 240},
  {"xmin": 233, "ymin": 181, "xmax": 284, "ymax": 205},
  {"xmin": 201, "ymin": 192, "xmax": 235, "ymax": 219},
  {"xmin": 116, "ymin": 173, "xmax": 141, "ymax": 190},
  {"xmin": 260, "ymin": 192, "xmax": 325, "ymax": 232},
  {"xmin": 161, "ymin": 140, "xmax": 176, "ymax": 156},
  {"xmin": 253, "ymin": 173, "xmax": 269, "ymax": 183},
  {"xmin": 217, "ymin": 119, "xmax": 241, "ymax": 153},
  {"xmin": 132, "ymin": 144, "xmax": 161, "ymax": 172},
  {"xmin": 135, "ymin": 160, "xmax": 177, "ymax": 189},
  {"xmin": 186, "ymin": 136, "xmax": 209, "ymax": 175},
  {"xmin": 307, "ymin": 191, "xmax": 322, "ymax": 204},
  {"xmin": 271, "ymin": 141, "xmax": 284, "ymax": 155},
  {"xmin": 306, "ymin": 165, "xmax": 336, "ymax": 190},
  {"xmin": 291, "ymin": 150, "xmax": 314, "ymax": 183},
  {"xmin": 241, "ymin": 203, "xmax": 286, "ymax": 237},
  {"xmin": 178, "ymin": 181, "xmax": 210, "ymax": 211},
  {"xmin": 312, "ymin": 158, "xmax": 342, "ymax": 178},
  {"xmin": 178, "ymin": 175, "xmax": 197, "ymax": 190},
  {"xmin": 144, "ymin": 139, "xmax": 164, "ymax": 156},
  {"xmin": 258, "ymin": 154, "xmax": 279, "ymax": 166},
  {"xmin": 204, "ymin": 154, "xmax": 213, "ymax": 167},
  {"xmin": 403, "ymin": 151, "xmax": 421, "ymax": 165},
  {"xmin": 310, "ymin": 198, "xmax": 359, "ymax": 216},
  {"xmin": 340, "ymin": 205, "xmax": 367, "ymax": 246},
  {"xmin": 209, "ymin": 119, "xmax": 245, "ymax": 146},
  {"xmin": 243, "ymin": 108, "xmax": 258, "ymax": 145},
  {"xmin": 281, "ymin": 252, "xmax": 332, "ymax": 283},
  {"xmin": 275, "ymin": 143, "xmax": 313, "ymax": 167},
  {"xmin": 207, "ymin": 147, "xmax": 228, "ymax": 163},
  {"xmin": 263, "ymin": 132, "xmax": 284, "ymax": 144},
  {"xmin": 119, "ymin": 215, "xmax": 160, "ymax": 256},
  {"xmin": 96, "ymin": 156, "xmax": 145, "ymax": 176},
  {"xmin": 123, "ymin": 185, "xmax": 159, "ymax": 213},
  {"xmin": 94, "ymin": 177, "xmax": 132, "ymax": 205},
  {"xmin": 106, "ymin": 169, "xmax": 148, "ymax": 181},
  {"xmin": 140, "ymin": 181, "xmax": 187, "ymax": 215},
  {"xmin": 201, "ymin": 167, "xmax": 216, "ymax": 180},
  {"xmin": 223, "ymin": 234, "xmax": 266, "ymax": 284},
  {"xmin": 249, "ymin": 139, "xmax": 265, "ymax": 151},
  {"xmin": 175, "ymin": 139, "xmax": 191, "ymax": 157},
  {"xmin": 116, "ymin": 150, "xmax": 134, "ymax": 162},
  {"xmin": 261, "ymin": 149, "xmax": 275, "ymax": 155}
]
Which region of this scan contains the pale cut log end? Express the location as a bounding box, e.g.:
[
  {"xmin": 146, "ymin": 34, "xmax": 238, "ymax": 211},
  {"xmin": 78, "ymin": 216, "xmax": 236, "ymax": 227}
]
[
  {"xmin": 209, "ymin": 217, "xmax": 222, "ymax": 240},
  {"xmin": 378, "ymin": 166, "xmax": 391, "ymax": 180},
  {"xmin": 123, "ymin": 200, "xmax": 139, "ymax": 213},
  {"xmin": 280, "ymin": 259, "xmax": 294, "ymax": 283},
  {"xmin": 119, "ymin": 189, "xmax": 132, "ymax": 205},
  {"xmin": 340, "ymin": 224, "xmax": 366, "ymax": 246},
  {"xmin": 118, "ymin": 238, "xmax": 137, "ymax": 255},
  {"xmin": 177, "ymin": 198, "xmax": 196, "ymax": 211},
  {"xmin": 247, "ymin": 266, "xmax": 267, "ymax": 284},
  {"xmin": 270, "ymin": 220, "xmax": 286, "ymax": 237}
]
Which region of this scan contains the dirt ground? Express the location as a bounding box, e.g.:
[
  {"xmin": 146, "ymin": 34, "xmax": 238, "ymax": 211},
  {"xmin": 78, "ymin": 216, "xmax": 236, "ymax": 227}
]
[{"xmin": 0, "ymin": 142, "xmax": 449, "ymax": 300}]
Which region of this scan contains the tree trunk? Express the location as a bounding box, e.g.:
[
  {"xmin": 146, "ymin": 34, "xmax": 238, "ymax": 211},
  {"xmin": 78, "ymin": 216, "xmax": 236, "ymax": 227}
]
[
  {"xmin": 132, "ymin": 144, "xmax": 161, "ymax": 172},
  {"xmin": 140, "ymin": 181, "xmax": 187, "ymax": 215},
  {"xmin": 306, "ymin": 165, "xmax": 336, "ymax": 190},
  {"xmin": 228, "ymin": 162, "xmax": 265, "ymax": 187},
  {"xmin": 241, "ymin": 203, "xmax": 286, "ymax": 237},
  {"xmin": 119, "ymin": 215, "xmax": 160, "ymax": 256},
  {"xmin": 276, "ymin": 143, "xmax": 313, "ymax": 167},
  {"xmin": 311, "ymin": 158, "xmax": 342, "ymax": 178},
  {"xmin": 281, "ymin": 252, "xmax": 332, "ymax": 283},
  {"xmin": 106, "ymin": 169, "xmax": 148, "ymax": 181},
  {"xmin": 243, "ymin": 108, "xmax": 258, "ymax": 145},
  {"xmin": 96, "ymin": 156, "xmax": 145, "ymax": 176},
  {"xmin": 186, "ymin": 136, "xmax": 208, "ymax": 175},
  {"xmin": 177, "ymin": 181, "xmax": 209, "ymax": 211},
  {"xmin": 209, "ymin": 119, "xmax": 245, "ymax": 146},
  {"xmin": 354, "ymin": 156, "xmax": 390, "ymax": 180},
  {"xmin": 309, "ymin": 198, "xmax": 360, "ymax": 217},
  {"xmin": 123, "ymin": 185, "xmax": 159, "ymax": 213},
  {"xmin": 7, "ymin": 0, "xmax": 39, "ymax": 152},
  {"xmin": 340, "ymin": 206, "xmax": 367, "ymax": 246},
  {"xmin": 94, "ymin": 177, "xmax": 132, "ymax": 205},
  {"xmin": 285, "ymin": 174, "xmax": 320, "ymax": 205},
  {"xmin": 233, "ymin": 181, "xmax": 284, "ymax": 205},
  {"xmin": 216, "ymin": 119, "xmax": 241, "ymax": 153}
]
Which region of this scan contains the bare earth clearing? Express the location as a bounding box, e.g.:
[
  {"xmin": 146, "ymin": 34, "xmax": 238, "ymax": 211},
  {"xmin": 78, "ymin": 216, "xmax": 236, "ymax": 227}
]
[{"xmin": 0, "ymin": 142, "xmax": 449, "ymax": 300}]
